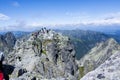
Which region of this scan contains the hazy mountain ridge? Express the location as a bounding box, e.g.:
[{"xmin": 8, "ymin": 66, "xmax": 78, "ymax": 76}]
[
  {"xmin": 0, "ymin": 31, "xmax": 30, "ymax": 39},
  {"xmin": 0, "ymin": 32, "xmax": 16, "ymax": 54},
  {"xmin": 105, "ymin": 30, "xmax": 120, "ymax": 43}
]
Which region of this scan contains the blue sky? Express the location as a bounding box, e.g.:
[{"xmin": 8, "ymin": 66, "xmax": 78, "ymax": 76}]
[{"xmin": 0, "ymin": 0, "xmax": 120, "ymax": 31}]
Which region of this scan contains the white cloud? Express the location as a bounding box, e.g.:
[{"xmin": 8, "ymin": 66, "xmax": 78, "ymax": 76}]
[
  {"xmin": 0, "ymin": 13, "xmax": 10, "ymax": 21},
  {"xmin": 12, "ymin": 1, "xmax": 20, "ymax": 7},
  {"xmin": 1, "ymin": 20, "xmax": 41, "ymax": 31},
  {"xmin": 73, "ymin": 12, "xmax": 120, "ymax": 26},
  {"xmin": 24, "ymin": 12, "xmax": 120, "ymax": 30},
  {"xmin": 64, "ymin": 12, "xmax": 120, "ymax": 26}
]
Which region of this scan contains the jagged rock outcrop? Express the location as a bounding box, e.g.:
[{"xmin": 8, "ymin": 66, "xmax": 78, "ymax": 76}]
[
  {"xmin": 81, "ymin": 51, "xmax": 120, "ymax": 80},
  {"xmin": 5, "ymin": 29, "xmax": 79, "ymax": 80},
  {"xmin": 78, "ymin": 38, "xmax": 120, "ymax": 78},
  {"xmin": 0, "ymin": 32, "xmax": 16, "ymax": 54}
]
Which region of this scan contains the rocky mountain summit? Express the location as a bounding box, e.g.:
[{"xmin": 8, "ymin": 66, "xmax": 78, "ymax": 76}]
[
  {"xmin": 81, "ymin": 51, "xmax": 120, "ymax": 80},
  {"xmin": 1, "ymin": 29, "xmax": 120, "ymax": 80},
  {"xmin": 78, "ymin": 38, "xmax": 120, "ymax": 78},
  {"xmin": 0, "ymin": 32, "xmax": 16, "ymax": 54},
  {"xmin": 5, "ymin": 29, "xmax": 79, "ymax": 80}
]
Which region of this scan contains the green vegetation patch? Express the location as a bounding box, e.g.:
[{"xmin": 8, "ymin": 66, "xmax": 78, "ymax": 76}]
[
  {"xmin": 79, "ymin": 66, "xmax": 84, "ymax": 79},
  {"xmin": 42, "ymin": 49, "xmax": 47, "ymax": 55}
]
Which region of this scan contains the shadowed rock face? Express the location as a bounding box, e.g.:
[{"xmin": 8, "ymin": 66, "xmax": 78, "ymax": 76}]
[
  {"xmin": 3, "ymin": 64, "xmax": 15, "ymax": 80},
  {"xmin": 0, "ymin": 32, "xmax": 16, "ymax": 54},
  {"xmin": 6, "ymin": 29, "xmax": 79, "ymax": 80}
]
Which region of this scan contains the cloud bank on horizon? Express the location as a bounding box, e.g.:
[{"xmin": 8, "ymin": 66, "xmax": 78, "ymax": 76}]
[{"xmin": 0, "ymin": 0, "xmax": 120, "ymax": 31}]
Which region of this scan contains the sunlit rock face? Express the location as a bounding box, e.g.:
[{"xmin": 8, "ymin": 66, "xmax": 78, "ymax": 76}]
[
  {"xmin": 6, "ymin": 28, "xmax": 79, "ymax": 80},
  {"xmin": 81, "ymin": 51, "xmax": 120, "ymax": 80}
]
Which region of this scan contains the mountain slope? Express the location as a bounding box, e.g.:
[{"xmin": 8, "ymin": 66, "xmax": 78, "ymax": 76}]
[{"xmin": 81, "ymin": 51, "xmax": 120, "ymax": 80}]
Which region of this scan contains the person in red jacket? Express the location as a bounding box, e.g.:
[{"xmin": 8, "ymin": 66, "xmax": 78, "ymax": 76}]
[
  {"xmin": 0, "ymin": 52, "xmax": 4, "ymax": 80},
  {"xmin": 0, "ymin": 72, "xmax": 4, "ymax": 80}
]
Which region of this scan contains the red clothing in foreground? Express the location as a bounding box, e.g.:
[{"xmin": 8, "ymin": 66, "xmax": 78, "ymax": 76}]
[{"xmin": 0, "ymin": 72, "xmax": 4, "ymax": 80}]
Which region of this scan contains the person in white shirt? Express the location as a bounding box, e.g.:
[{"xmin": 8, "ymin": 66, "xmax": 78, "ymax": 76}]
[{"xmin": 0, "ymin": 52, "xmax": 4, "ymax": 71}]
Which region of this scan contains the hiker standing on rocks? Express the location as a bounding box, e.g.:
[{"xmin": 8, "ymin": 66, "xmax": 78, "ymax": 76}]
[{"xmin": 0, "ymin": 52, "xmax": 4, "ymax": 80}]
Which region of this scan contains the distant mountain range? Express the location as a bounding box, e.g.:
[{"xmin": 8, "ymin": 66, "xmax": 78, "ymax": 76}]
[{"xmin": 0, "ymin": 31, "xmax": 30, "ymax": 39}]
